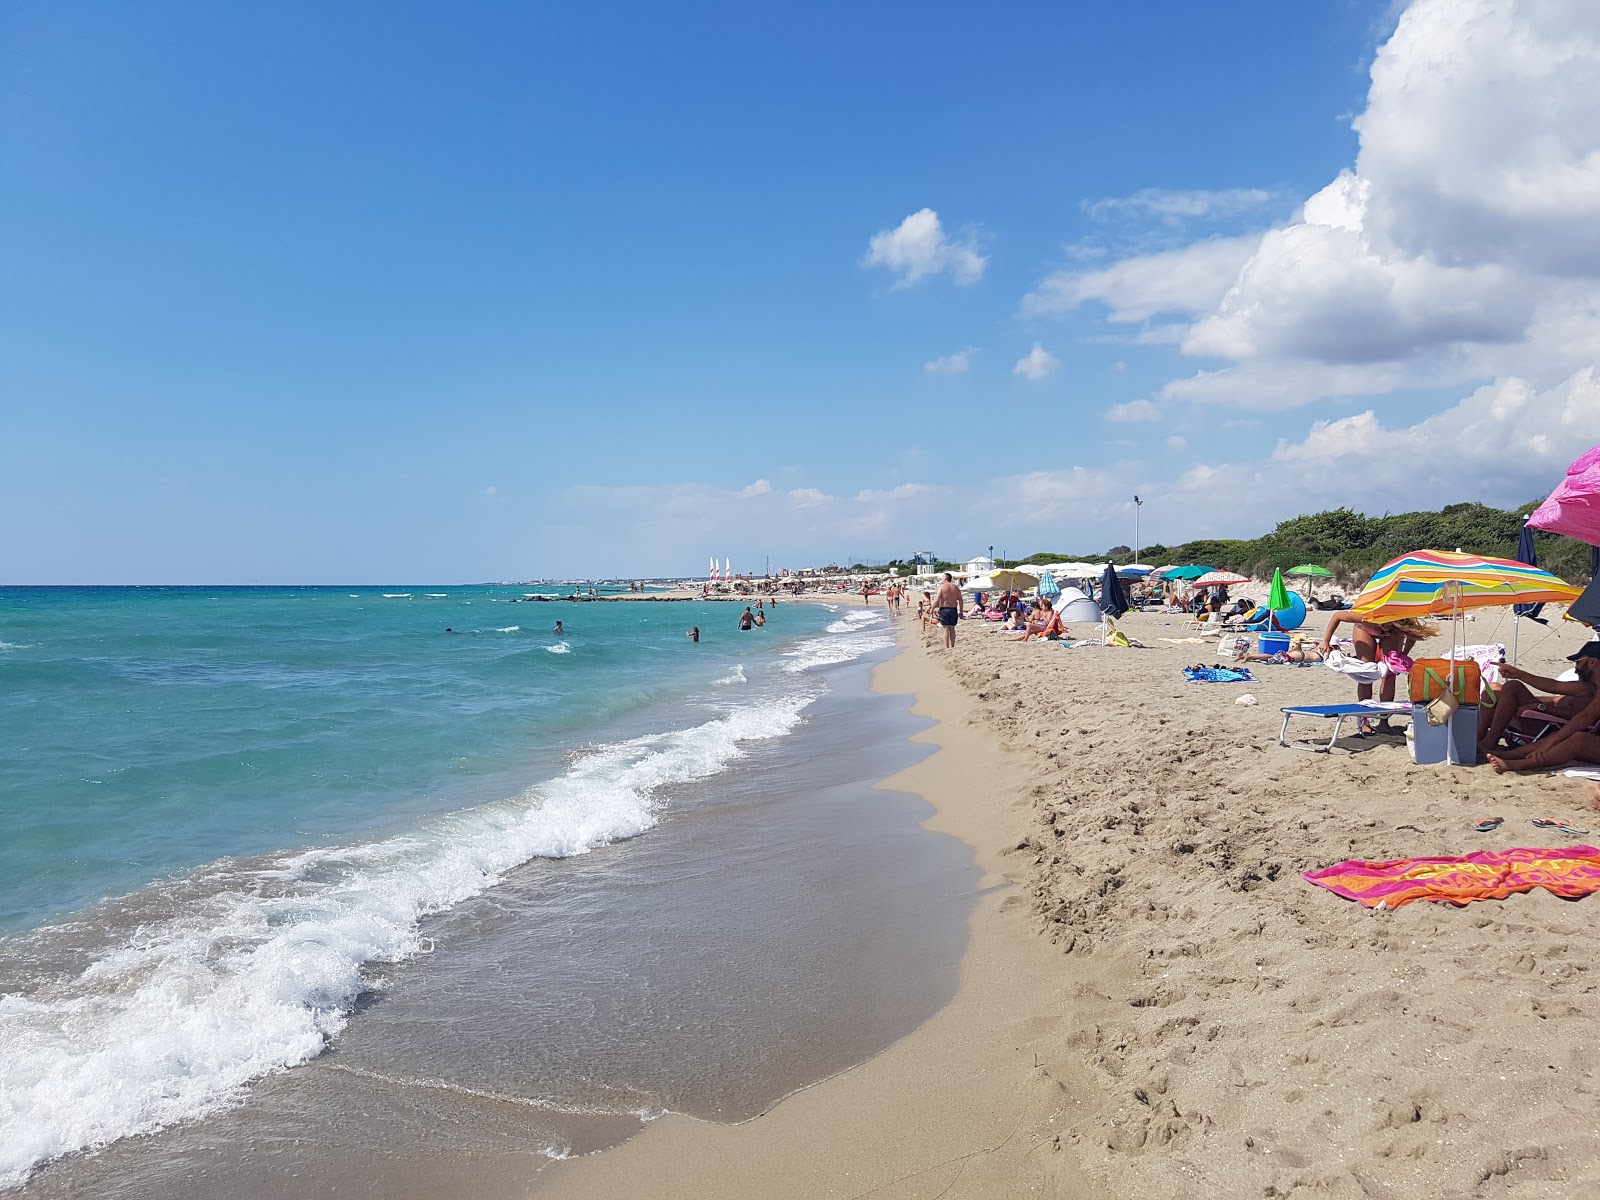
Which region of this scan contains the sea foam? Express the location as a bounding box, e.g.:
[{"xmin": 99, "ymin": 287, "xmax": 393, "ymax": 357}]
[{"xmin": 0, "ymin": 694, "xmax": 817, "ymax": 1189}]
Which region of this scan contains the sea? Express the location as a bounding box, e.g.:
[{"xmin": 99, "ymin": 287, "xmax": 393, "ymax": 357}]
[{"xmin": 0, "ymin": 586, "xmax": 975, "ymax": 1197}]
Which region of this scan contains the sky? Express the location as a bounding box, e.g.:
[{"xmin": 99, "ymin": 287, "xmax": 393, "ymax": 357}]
[{"xmin": 3, "ymin": 0, "xmax": 1599, "ymax": 582}]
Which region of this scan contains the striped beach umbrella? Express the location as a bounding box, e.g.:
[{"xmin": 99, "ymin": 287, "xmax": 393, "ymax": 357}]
[{"xmin": 1350, "ymin": 549, "xmax": 1581, "ymax": 622}]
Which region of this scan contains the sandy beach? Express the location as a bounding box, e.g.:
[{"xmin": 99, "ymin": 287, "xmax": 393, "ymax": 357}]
[{"xmin": 544, "ymin": 603, "xmax": 1600, "ymax": 1199}]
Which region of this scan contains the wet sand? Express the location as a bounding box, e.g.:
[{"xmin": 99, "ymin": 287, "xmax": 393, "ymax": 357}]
[{"xmin": 545, "ymin": 606, "xmax": 1600, "ymax": 1198}]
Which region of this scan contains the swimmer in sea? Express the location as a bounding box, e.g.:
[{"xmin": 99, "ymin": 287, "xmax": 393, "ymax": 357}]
[
  {"xmin": 553, "ymin": 621, "xmax": 564, "ymax": 634},
  {"xmin": 688, "ymin": 626, "xmax": 700, "ymax": 642}
]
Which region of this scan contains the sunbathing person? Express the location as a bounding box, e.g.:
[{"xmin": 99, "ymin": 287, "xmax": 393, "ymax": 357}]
[
  {"xmin": 1014, "ymin": 598, "xmax": 1063, "ymax": 642},
  {"xmin": 1486, "ymin": 685, "xmax": 1600, "ymax": 774},
  {"xmin": 1237, "ymin": 636, "xmax": 1325, "ymax": 665},
  {"xmin": 1479, "ymin": 641, "xmax": 1600, "ymax": 755}
]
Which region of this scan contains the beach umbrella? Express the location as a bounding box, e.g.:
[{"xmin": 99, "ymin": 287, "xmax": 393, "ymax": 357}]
[
  {"xmin": 1163, "ymin": 564, "xmax": 1215, "ymax": 581},
  {"xmin": 988, "ymin": 568, "xmax": 1040, "ymax": 592},
  {"xmin": 1351, "ymin": 550, "xmax": 1581, "ymax": 623},
  {"xmin": 1287, "ymin": 562, "xmax": 1333, "ymax": 599},
  {"xmin": 1037, "ymin": 571, "xmax": 1060, "ymax": 600},
  {"xmin": 1510, "ymin": 524, "xmax": 1547, "ymax": 663},
  {"xmin": 1191, "ymin": 570, "xmax": 1250, "ymax": 588},
  {"xmin": 1150, "ymin": 564, "xmax": 1180, "ymax": 579},
  {"xmin": 1528, "ymin": 446, "xmax": 1600, "ymax": 546},
  {"xmin": 1268, "ymin": 568, "xmax": 1291, "ymax": 612},
  {"xmin": 1098, "ymin": 562, "xmax": 1129, "ymax": 619}
]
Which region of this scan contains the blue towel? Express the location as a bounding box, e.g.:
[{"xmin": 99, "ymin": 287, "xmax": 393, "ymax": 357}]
[{"xmin": 1183, "ymin": 666, "xmax": 1254, "ymax": 683}]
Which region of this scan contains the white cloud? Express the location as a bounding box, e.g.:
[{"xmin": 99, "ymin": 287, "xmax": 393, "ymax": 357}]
[
  {"xmin": 1105, "ymin": 399, "xmax": 1160, "ymax": 423},
  {"xmin": 788, "ymin": 487, "xmax": 834, "ymax": 508},
  {"xmin": 1022, "ymin": 236, "xmax": 1258, "ymax": 322},
  {"xmin": 1083, "ymin": 187, "xmax": 1278, "ymax": 225},
  {"xmin": 1013, "ymin": 343, "xmax": 1060, "ymax": 381},
  {"xmin": 1165, "ymin": 436, "xmax": 1188, "ymax": 451},
  {"xmin": 739, "ymin": 479, "xmax": 772, "ymax": 497},
  {"xmin": 1025, "ymin": 0, "xmax": 1600, "ymax": 412},
  {"xmin": 855, "ymin": 483, "xmax": 931, "ymax": 502},
  {"xmin": 924, "ymin": 347, "xmax": 978, "ymax": 374},
  {"xmin": 862, "ymin": 208, "xmax": 986, "ymax": 287}
]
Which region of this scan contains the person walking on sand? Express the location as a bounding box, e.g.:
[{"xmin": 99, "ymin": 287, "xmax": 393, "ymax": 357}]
[{"xmin": 934, "ymin": 573, "xmax": 962, "ymax": 649}]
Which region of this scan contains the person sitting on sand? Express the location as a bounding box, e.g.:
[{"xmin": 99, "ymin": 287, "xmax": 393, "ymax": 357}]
[
  {"xmin": 1014, "ymin": 597, "xmax": 1063, "ymax": 642},
  {"xmin": 1486, "ymin": 683, "xmax": 1600, "ymax": 774},
  {"xmin": 1479, "ymin": 641, "xmax": 1600, "ymax": 755}
]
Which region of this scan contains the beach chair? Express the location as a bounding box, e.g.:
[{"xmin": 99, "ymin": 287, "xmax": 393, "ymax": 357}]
[
  {"xmin": 1277, "ymin": 703, "xmax": 1374, "ymax": 752},
  {"xmin": 1503, "ymin": 710, "xmax": 1600, "ymax": 749}
]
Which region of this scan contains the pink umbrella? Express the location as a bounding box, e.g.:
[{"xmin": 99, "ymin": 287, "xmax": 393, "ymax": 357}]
[
  {"xmin": 1191, "ymin": 570, "xmax": 1251, "ymax": 587},
  {"xmin": 1529, "ymin": 446, "xmax": 1600, "ymax": 545}
]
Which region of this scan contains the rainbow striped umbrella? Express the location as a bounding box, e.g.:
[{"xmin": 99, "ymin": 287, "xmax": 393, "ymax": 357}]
[{"xmin": 1351, "ymin": 549, "xmax": 1582, "ymax": 622}]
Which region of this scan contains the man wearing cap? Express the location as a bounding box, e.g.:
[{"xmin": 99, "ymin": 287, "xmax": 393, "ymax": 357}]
[
  {"xmin": 1479, "ymin": 641, "xmax": 1600, "ymax": 755},
  {"xmin": 1484, "ymin": 641, "xmax": 1600, "ymax": 772}
]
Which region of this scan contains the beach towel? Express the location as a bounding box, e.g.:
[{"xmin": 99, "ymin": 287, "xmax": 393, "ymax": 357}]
[
  {"xmin": 1304, "ymin": 846, "xmax": 1600, "ymax": 908},
  {"xmin": 1183, "ymin": 666, "xmax": 1254, "ymax": 683}
]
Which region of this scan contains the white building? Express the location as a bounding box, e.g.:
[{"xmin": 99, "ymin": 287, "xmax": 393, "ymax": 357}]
[{"xmin": 963, "ymin": 555, "xmax": 996, "ymax": 578}]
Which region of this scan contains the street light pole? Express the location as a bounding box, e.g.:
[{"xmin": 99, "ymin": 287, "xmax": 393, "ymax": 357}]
[{"xmin": 1133, "ymin": 495, "xmax": 1142, "ymax": 565}]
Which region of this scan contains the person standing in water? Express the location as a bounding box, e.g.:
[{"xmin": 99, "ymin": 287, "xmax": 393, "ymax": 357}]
[
  {"xmin": 688, "ymin": 626, "xmax": 700, "ymax": 642},
  {"xmin": 553, "ymin": 621, "xmax": 564, "ymax": 634},
  {"xmin": 738, "ymin": 608, "xmax": 754, "ymax": 631}
]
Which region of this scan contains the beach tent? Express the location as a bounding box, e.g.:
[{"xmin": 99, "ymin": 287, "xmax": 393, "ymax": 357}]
[{"xmin": 1055, "ymin": 586, "xmax": 1103, "ymax": 624}]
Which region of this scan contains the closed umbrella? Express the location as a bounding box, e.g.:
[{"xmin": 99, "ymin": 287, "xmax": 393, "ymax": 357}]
[
  {"xmin": 1511, "ymin": 524, "xmax": 1545, "ymax": 662},
  {"xmin": 1099, "ymin": 562, "xmax": 1129, "ymax": 619},
  {"xmin": 1037, "ymin": 571, "xmax": 1060, "ymax": 600}
]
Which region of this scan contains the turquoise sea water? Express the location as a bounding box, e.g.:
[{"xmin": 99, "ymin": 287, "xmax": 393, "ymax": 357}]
[{"xmin": 0, "ymin": 586, "xmax": 896, "ymax": 1188}]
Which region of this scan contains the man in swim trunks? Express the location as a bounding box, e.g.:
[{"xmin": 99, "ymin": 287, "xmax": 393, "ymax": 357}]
[
  {"xmin": 738, "ymin": 608, "xmax": 754, "ymax": 631},
  {"xmin": 934, "ymin": 573, "xmax": 962, "ymax": 649},
  {"xmin": 1481, "ymin": 641, "xmax": 1600, "ymax": 756}
]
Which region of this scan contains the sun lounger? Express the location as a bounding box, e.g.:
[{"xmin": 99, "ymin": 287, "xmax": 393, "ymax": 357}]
[{"xmin": 1277, "ymin": 703, "xmax": 1375, "ymax": 752}]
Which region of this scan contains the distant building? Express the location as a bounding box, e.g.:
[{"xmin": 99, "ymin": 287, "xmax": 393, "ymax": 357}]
[{"xmin": 964, "ymin": 555, "xmax": 996, "ymax": 578}]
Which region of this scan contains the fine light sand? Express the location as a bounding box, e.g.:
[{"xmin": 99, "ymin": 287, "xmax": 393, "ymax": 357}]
[{"xmin": 542, "ymin": 606, "xmax": 1600, "ymax": 1199}]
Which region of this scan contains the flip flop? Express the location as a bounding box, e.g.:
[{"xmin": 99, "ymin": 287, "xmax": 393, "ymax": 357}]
[
  {"xmin": 1473, "ymin": 817, "xmax": 1504, "ymax": 833},
  {"xmin": 1532, "ymin": 818, "xmax": 1591, "ymax": 836}
]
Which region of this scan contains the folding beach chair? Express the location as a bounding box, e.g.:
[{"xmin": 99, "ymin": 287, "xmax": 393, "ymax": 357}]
[
  {"xmin": 1277, "ymin": 703, "xmax": 1374, "ymax": 752},
  {"xmin": 1503, "ymin": 710, "xmax": 1600, "ymax": 749}
]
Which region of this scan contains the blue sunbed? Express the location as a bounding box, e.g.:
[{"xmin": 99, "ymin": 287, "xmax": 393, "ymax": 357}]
[{"xmin": 1277, "ymin": 703, "xmax": 1374, "ymax": 753}]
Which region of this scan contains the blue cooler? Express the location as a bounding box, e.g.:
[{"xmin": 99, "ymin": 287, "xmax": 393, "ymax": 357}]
[
  {"xmin": 1257, "ymin": 631, "xmax": 1291, "ymax": 656},
  {"xmin": 1409, "ymin": 703, "xmax": 1478, "ymax": 765}
]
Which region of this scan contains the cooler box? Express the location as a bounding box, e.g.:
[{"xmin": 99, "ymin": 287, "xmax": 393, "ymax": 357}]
[
  {"xmin": 1408, "ymin": 703, "xmax": 1478, "ymax": 765},
  {"xmin": 1257, "ymin": 631, "xmax": 1291, "ymax": 656}
]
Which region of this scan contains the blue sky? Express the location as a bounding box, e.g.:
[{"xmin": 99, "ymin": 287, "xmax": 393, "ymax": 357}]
[{"xmin": 4, "ymin": 0, "xmax": 1597, "ymax": 582}]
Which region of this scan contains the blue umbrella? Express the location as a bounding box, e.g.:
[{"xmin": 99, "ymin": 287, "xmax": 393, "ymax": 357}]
[
  {"xmin": 1099, "ymin": 562, "xmax": 1129, "ymax": 619},
  {"xmin": 1037, "ymin": 571, "xmax": 1060, "ymax": 600}
]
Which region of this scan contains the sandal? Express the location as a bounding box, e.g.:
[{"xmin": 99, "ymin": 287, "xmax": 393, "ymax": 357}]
[
  {"xmin": 1473, "ymin": 817, "xmax": 1504, "ymax": 833},
  {"xmin": 1532, "ymin": 818, "xmax": 1591, "ymax": 836}
]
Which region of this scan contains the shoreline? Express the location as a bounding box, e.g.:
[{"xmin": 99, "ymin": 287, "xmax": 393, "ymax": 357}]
[{"xmin": 537, "ymin": 624, "xmax": 1109, "ymax": 1199}]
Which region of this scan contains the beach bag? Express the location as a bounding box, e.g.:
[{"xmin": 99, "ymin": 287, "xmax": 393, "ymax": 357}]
[
  {"xmin": 1408, "ymin": 658, "xmax": 1481, "ymax": 705},
  {"xmin": 1426, "ymin": 689, "xmax": 1459, "ymax": 727}
]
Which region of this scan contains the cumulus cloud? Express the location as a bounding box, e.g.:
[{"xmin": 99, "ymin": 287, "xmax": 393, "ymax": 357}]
[
  {"xmin": 1013, "ymin": 343, "xmax": 1060, "ymax": 381},
  {"xmin": 788, "ymin": 487, "xmax": 834, "ymax": 508},
  {"xmin": 1026, "ymin": 0, "xmax": 1600, "ymax": 411},
  {"xmin": 863, "ymin": 209, "xmax": 986, "ymax": 287},
  {"xmin": 1022, "ymin": 236, "xmax": 1258, "ymax": 323},
  {"xmin": 1105, "ymin": 399, "xmax": 1161, "ymax": 423},
  {"xmin": 739, "ymin": 479, "xmax": 772, "ymax": 497},
  {"xmin": 1083, "ymin": 187, "xmax": 1278, "ymax": 225},
  {"xmin": 924, "ymin": 347, "xmax": 978, "ymax": 374}
]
